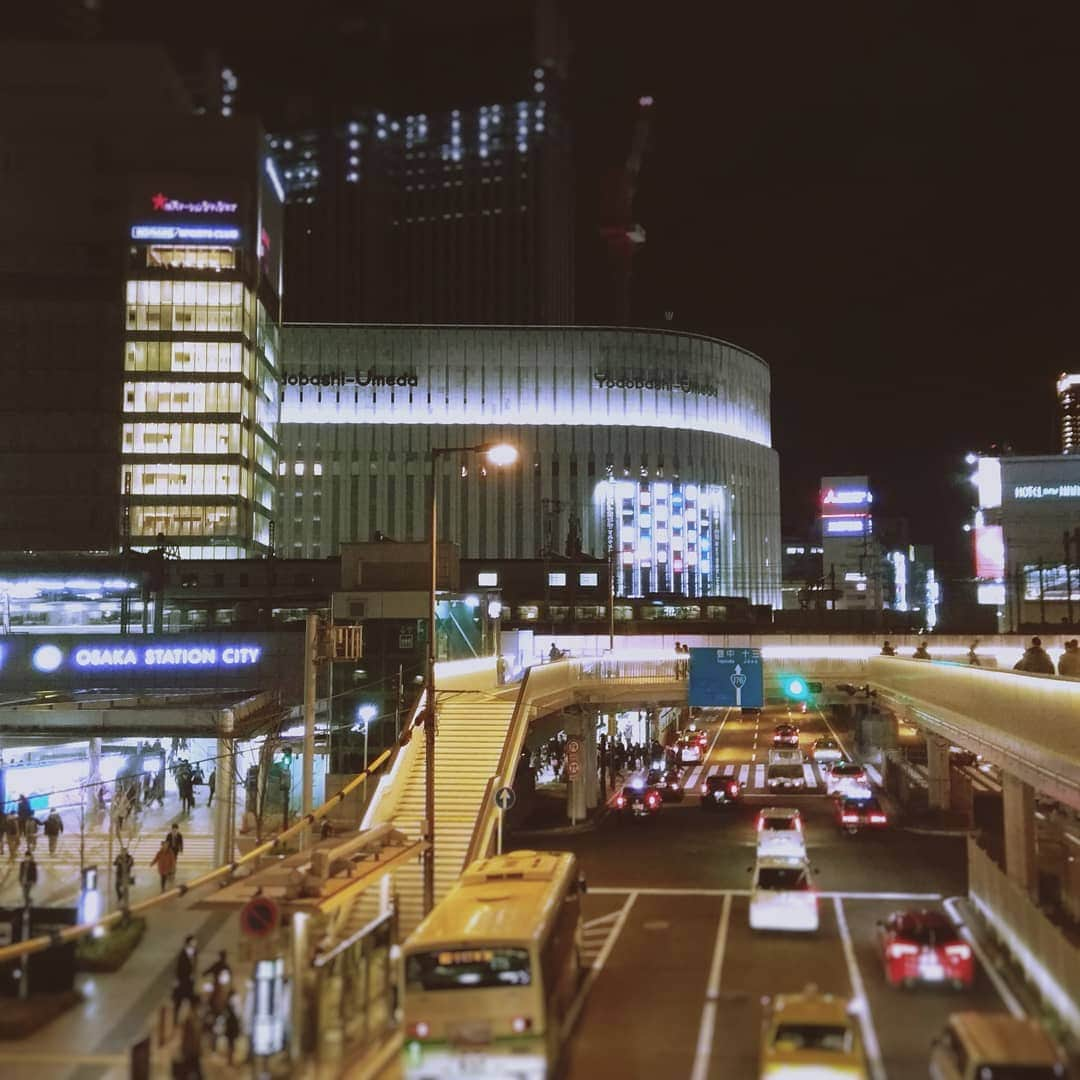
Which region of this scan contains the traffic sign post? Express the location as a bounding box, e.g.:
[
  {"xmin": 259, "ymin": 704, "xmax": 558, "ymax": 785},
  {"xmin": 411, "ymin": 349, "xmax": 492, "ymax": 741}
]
[
  {"xmin": 494, "ymin": 786, "xmax": 516, "ymax": 855},
  {"xmin": 565, "ymin": 738, "xmax": 582, "ymax": 826},
  {"xmin": 688, "ymin": 647, "xmax": 764, "ymax": 708}
]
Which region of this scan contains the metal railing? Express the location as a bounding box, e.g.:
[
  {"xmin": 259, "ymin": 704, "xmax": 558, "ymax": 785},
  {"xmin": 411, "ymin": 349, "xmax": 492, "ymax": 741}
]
[{"xmin": 968, "ymin": 837, "xmax": 1080, "ymax": 1038}]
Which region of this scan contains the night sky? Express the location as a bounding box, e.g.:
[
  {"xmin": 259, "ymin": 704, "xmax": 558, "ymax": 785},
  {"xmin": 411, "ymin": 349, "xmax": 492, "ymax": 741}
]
[{"xmin": 35, "ymin": 0, "xmax": 1080, "ymax": 596}]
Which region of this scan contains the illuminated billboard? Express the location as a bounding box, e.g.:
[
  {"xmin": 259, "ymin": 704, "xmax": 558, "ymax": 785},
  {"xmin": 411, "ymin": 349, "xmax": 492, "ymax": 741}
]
[{"xmin": 973, "ymin": 525, "xmax": 1005, "ymax": 579}]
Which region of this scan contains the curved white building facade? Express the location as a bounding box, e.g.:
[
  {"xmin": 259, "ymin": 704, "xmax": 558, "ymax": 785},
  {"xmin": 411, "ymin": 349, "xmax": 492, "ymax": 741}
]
[{"xmin": 278, "ymin": 325, "xmax": 781, "ymax": 606}]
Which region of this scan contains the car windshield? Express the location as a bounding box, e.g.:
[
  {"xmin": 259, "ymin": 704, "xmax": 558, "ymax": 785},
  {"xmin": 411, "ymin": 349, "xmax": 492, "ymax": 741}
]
[
  {"xmin": 841, "ymin": 798, "xmax": 880, "ymax": 812},
  {"xmin": 406, "ymin": 947, "xmax": 531, "ymax": 992},
  {"xmin": 897, "ymin": 918, "xmax": 954, "ymax": 945},
  {"xmin": 762, "ymin": 817, "xmax": 798, "ymax": 830},
  {"xmin": 772, "ymin": 1023, "xmax": 851, "ymax": 1052},
  {"xmin": 833, "ymin": 764, "xmax": 862, "ymax": 775},
  {"xmin": 758, "ymin": 867, "xmax": 809, "ymax": 890},
  {"xmin": 769, "ymin": 766, "xmax": 804, "ymax": 779},
  {"xmin": 817, "ymin": 740, "xmax": 837, "ymax": 749}
]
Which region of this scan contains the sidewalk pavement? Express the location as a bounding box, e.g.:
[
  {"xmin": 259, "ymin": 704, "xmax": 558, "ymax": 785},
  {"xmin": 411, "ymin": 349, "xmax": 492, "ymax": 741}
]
[{"xmin": 0, "ymin": 794, "xmax": 224, "ymax": 909}]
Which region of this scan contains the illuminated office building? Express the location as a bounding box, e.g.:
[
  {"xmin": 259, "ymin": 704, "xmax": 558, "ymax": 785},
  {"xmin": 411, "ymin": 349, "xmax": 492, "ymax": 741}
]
[
  {"xmin": 278, "ymin": 324, "xmax": 781, "ymax": 607},
  {"xmin": 1057, "ymin": 373, "xmax": 1080, "ymax": 454},
  {"xmin": 0, "ymin": 41, "xmax": 282, "ymax": 558}
]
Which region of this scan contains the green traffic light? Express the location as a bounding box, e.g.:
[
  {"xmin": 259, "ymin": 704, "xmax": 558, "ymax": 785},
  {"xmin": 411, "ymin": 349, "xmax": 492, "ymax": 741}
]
[{"xmin": 784, "ymin": 676, "xmax": 808, "ymax": 700}]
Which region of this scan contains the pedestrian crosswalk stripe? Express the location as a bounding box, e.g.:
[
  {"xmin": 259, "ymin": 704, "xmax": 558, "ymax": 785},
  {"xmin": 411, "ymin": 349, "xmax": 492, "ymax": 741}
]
[
  {"xmin": 737, "ymin": 765, "xmax": 750, "ymax": 786},
  {"xmin": 673, "ymin": 759, "xmax": 841, "ymax": 794},
  {"xmin": 705, "ymin": 765, "xmax": 719, "ymax": 779},
  {"xmin": 754, "ymin": 764, "xmax": 765, "ymax": 788},
  {"xmin": 722, "ymin": 764, "xmax": 735, "ymax": 777},
  {"xmin": 686, "ymin": 767, "xmax": 703, "ymax": 789},
  {"xmin": 802, "ymin": 763, "xmax": 817, "ymax": 788}
]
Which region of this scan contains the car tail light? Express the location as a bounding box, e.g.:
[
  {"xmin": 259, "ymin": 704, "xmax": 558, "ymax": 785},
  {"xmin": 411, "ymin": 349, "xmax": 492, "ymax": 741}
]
[
  {"xmin": 408, "ymin": 1020, "xmax": 431, "ymax": 1038},
  {"xmin": 756, "ymin": 814, "xmax": 764, "ymax": 830},
  {"xmin": 887, "ymin": 943, "xmax": 918, "ymax": 958},
  {"xmin": 869, "ymin": 813, "xmax": 887, "ymax": 824},
  {"xmin": 647, "ymin": 793, "xmax": 659, "ymax": 808},
  {"xmin": 615, "ymin": 795, "xmax": 625, "ymax": 808},
  {"xmin": 728, "ymin": 782, "xmax": 739, "ymax": 796},
  {"xmin": 841, "ymin": 813, "xmax": 859, "ymax": 824},
  {"xmin": 945, "ymin": 944, "xmax": 971, "ymax": 960},
  {"xmin": 702, "ymin": 783, "xmax": 710, "ymax": 794},
  {"xmin": 793, "ymin": 816, "xmax": 802, "ymax": 831},
  {"xmin": 511, "ymin": 1016, "xmax": 533, "ymax": 1033}
]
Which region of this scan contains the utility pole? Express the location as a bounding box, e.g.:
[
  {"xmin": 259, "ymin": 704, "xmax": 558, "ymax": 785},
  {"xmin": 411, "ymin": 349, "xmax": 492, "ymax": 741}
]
[
  {"xmin": 301, "ymin": 612, "xmax": 318, "ymax": 849},
  {"xmin": 1038, "ymin": 558, "xmax": 1046, "ymax": 628}
]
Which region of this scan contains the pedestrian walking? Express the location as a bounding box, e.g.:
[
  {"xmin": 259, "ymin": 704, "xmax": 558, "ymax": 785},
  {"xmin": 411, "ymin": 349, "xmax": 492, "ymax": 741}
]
[
  {"xmin": 16, "ymin": 794, "xmax": 32, "ymax": 833},
  {"xmin": 912, "ymin": 640, "xmax": 932, "ymax": 660},
  {"xmin": 113, "ymin": 848, "xmax": 134, "ymax": 902},
  {"xmin": 4, "ymin": 813, "xmax": 19, "ymax": 860},
  {"xmin": 23, "ymin": 814, "xmax": 40, "ymax": 853},
  {"xmin": 173, "ymin": 935, "xmax": 199, "ymax": 1022},
  {"xmin": 880, "ymin": 640, "xmax": 896, "ymax": 656},
  {"xmin": 1058, "ymin": 639, "xmax": 1080, "ymax": 676},
  {"xmin": 168, "ymin": 822, "xmax": 185, "ymax": 859},
  {"xmin": 1014, "ymin": 635, "xmax": 1055, "ymax": 674},
  {"xmin": 97, "ymin": 784, "xmax": 108, "ymax": 814},
  {"xmin": 151, "ymin": 837, "xmax": 177, "ymax": 892},
  {"xmin": 173, "ymin": 1001, "xmax": 204, "ymax": 1079},
  {"xmin": 206, "ymin": 769, "xmax": 216, "ymax": 808},
  {"xmin": 44, "ymin": 808, "xmax": 64, "ymax": 855},
  {"xmin": 967, "ymin": 639, "xmax": 981, "ymax": 666}
]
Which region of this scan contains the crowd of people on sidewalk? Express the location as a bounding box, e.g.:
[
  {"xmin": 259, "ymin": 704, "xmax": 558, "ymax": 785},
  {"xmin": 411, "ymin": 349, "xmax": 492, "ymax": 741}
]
[
  {"xmin": 0, "ymin": 797, "xmax": 66, "ymax": 860},
  {"xmin": 172, "ymin": 936, "xmax": 244, "ymax": 1077}
]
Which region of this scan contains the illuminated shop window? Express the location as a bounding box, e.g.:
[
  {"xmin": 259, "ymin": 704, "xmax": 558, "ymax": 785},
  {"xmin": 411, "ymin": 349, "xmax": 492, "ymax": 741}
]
[
  {"xmin": 548, "ymin": 572, "xmax": 566, "ymax": 587},
  {"xmin": 579, "ymin": 572, "xmax": 599, "ymax": 587},
  {"xmin": 146, "ymin": 246, "xmax": 236, "ymax": 271},
  {"xmin": 477, "ymin": 572, "xmax": 499, "ymax": 587}
]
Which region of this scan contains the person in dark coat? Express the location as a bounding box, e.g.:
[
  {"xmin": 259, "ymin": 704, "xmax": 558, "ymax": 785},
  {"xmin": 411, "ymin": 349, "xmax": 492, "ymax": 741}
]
[
  {"xmin": 912, "ymin": 640, "xmax": 931, "ymax": 660},
  {"xmin": 173, "ymin": 935, "xmax": 199, "ymax": 1022},
  {"xmin": 1014, "ymin": 636, "xmax": 1055, "ymax": 675},
  {"xmin": 880, "ymin": 641, "xmax": 896, "ymax": 656},
  {"xmin": 206, "ymin": 770, "xmax": 216, "ymax": 808}
]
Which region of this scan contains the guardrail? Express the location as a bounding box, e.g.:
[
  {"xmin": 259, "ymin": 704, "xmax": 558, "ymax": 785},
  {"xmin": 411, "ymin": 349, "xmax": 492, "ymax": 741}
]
[
  {"xmin": 968, "ymin": 837, "xmax": 1080, "ymax": 1038},
  {"xmin": 868, "ymin": 657, "xmax": 1080, "ymax": 812}
]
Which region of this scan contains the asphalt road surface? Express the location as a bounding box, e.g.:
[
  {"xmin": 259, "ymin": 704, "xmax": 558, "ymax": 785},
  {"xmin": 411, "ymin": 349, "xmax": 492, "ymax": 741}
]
[{"xmin": 521, "ymin": 704, "xmax": 1008, "ymax": 1080}]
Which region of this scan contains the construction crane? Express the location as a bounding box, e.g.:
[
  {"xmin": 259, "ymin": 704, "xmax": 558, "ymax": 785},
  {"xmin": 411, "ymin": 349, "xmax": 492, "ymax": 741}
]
[{"xmin": 599, "ymin": 95, "xmax": 654, "ymax": 325}]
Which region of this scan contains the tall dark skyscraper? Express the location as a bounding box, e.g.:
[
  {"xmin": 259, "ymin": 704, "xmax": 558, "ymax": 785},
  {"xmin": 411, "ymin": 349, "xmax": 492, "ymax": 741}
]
[{"xmin": 271, "ymin": 0, "xmax": 574, "ymax": 325}]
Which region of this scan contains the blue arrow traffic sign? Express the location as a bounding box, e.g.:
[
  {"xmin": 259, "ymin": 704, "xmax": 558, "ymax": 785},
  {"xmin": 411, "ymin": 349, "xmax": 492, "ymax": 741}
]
[
  {"xmin": 688, "ymin": 647, "xmax": 764, "ymax": 708},
  {"xmin": 494, "ymin": 786, "xmax": 516, "ymax": 811}
]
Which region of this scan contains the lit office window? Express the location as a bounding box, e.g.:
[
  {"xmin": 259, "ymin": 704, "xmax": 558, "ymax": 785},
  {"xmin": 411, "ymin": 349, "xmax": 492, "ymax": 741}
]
[
  {"xmin": 548, "ymin": 572, "xmax": 567, "ymax": 587},
  {"xmin": 579, "ymin": 572, "xmax": 599, "ymax": 587},
  {"xmin": 477, "ymin": 572, "xmax": 498, "ymax": 587}
]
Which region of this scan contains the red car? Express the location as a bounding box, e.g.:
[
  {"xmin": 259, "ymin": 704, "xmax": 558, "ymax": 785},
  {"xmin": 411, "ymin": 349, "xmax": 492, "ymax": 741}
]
[
  {"xmin": 877, "ymin": 909, "xmax": 974, "ymax": 989},
  {"xmin": 834, "ymin": 795, "xmax": 889, "ymax": 834},
  {"xmin": 772, "ymin": 724, "xmax": 800, "ymax": 748}
]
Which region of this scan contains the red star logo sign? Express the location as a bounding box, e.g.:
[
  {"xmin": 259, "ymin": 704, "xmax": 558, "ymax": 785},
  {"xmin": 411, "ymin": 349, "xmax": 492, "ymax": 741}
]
[{"xmin": 151, "ymin": 192, "xmax": 168, "ymax": 211}]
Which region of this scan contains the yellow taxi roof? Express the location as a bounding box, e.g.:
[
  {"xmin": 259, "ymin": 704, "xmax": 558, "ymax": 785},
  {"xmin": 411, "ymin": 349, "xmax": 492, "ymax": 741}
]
[
  {"xmin": 404, "ymin": 850, "xmax": 576, "ymax": 952},
  {"xmin": 948, "ymin": 1013, "xmax": 1063, "ymax": 1065},
  {"xmin": 771, "ymin": 989, "xmax": 853, "ymax": 1026}
]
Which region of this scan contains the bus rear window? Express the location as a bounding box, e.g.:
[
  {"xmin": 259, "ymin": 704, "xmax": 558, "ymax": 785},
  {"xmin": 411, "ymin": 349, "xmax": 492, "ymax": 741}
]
[{"xmin": 406, "ymin": 947, "xmax": 532, "ymax": 992}]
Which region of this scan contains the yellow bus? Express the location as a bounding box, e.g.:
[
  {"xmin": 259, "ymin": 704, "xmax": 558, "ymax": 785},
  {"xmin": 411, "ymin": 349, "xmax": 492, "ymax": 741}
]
[{"xmin": 401, "ymin": 849, "xmax": 585, "ymax": 1079}]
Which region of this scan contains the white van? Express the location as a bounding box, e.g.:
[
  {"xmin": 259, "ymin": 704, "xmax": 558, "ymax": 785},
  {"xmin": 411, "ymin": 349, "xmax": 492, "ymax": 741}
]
[
  {"xmin": 929, "ymin": 1012, "xmax": 1067, "ymax": 1080},
  {"xmin": 768, "ymin": 747, "xmax": 804, "ymax": 767},
  {"xmin": 749, "ymin": 855, "xmax": 819, "ymax": 933}
]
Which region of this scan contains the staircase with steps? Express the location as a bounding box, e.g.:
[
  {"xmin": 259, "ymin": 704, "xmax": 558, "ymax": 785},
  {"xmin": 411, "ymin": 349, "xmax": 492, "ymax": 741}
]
[{"xmin": 389, "ymin": 696, "xmax": 517, "ymax": 937}]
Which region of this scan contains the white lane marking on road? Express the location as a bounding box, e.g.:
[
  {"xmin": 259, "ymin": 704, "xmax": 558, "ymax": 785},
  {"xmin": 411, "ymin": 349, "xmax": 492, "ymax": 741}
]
[
  {"xmin": 864, "ymin": 763, "xmax": 884, "ymax": 787},
  {"xmin": 563, "ymin": 891, "xmax": 638, "ymax": 1040},
  {"xmin": 802, "ymin": 762, "xmax": 817, "ymax": 788},
  {"xmin": 589, "ymin": 887, "xmax": 943, "ymax": 900},
  {"xmin": 583, "ymin": 909, "xmax": 624, "ymax": 929},
  {"xmin": 754, "ymin": 764, "xmax": 765, "ymax": 788},
  {"xmin": 689, "ymin": 892, "xmax": 732, "ymax": 1080},
  {"xmin": 942, "ymin": 896, "xmax": 1025, "ymax": 1018},
  {"xmin": 834, "ymin": 897, "xmax": 886, "ymax": 1080},
  {"xmin": 738, "ymin": 765, "xmax": 750, "ymax": 786}
]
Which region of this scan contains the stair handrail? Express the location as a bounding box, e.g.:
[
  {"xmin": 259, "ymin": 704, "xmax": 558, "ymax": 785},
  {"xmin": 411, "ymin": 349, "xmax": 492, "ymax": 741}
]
[
  {"xmin": 464, "ymin": 666, "xmax": 538, "ymax": 866},
  {"xmin": 361, "ymin": 688, "xmax": 427, "ymax": 829}
]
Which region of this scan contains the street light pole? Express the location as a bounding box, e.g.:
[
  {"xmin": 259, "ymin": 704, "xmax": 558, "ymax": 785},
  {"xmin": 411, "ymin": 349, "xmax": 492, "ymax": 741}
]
[{"xmin": 424, "ymin": 441, "xmax": 518, "ymax": 915}]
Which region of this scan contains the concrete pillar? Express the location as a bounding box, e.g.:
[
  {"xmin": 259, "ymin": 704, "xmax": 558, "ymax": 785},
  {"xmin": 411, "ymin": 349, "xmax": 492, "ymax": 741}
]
[
  {"xmin": 87, "ymin": 737, "xmax": 102, "ymax": 788},
  {"xmin": 1002, "ymin": 772, "xmax": 1038, "ymax": 898},
  {"xmin": 213, "ymin": 709, "xmax": 236, "ymax": 867},
  {"xmin": 949, "ymin": 769, "xmax": 974, "ymax": 826},
  {"xmin": 583, "ymin": 718, "xmax": 599, "ymax": 811},
  {"xmin": 925, "ymin": 733, "xmax": 951, "ymax": 812}
]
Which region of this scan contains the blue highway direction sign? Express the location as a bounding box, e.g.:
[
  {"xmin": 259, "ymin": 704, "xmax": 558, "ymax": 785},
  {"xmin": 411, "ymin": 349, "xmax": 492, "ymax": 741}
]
[{"xmin": 689, "ymin": 647, "xmax": 764, "ymax": 708}]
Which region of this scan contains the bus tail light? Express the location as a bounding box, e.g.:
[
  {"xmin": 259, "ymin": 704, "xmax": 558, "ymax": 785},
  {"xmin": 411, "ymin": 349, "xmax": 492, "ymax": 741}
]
[
  {"xmin": 408, "ymin": 1020, "xmax": 430, "ymax": 1038},
  {"xmin": 511, "ymin": 1016, "xmax": 533, "ymax": 1033}
]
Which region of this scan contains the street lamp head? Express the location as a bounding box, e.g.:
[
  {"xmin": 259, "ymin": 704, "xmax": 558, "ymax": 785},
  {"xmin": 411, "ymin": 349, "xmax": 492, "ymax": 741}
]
[
  {"xmin": 356, "ymin": 703, "xmax": 377, "ymax": 725},
  {"xmin": 481, "ymin": 442, "xmax": 518, "ymax": 467}
]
